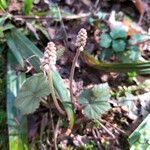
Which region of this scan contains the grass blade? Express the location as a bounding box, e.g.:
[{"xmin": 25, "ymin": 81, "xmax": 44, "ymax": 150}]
[
  {"xmin": 23, "ymin": 0, "xmax": 33, "ymax": 15},
  {"xmin": 7, "ymin": 51, "xmax": 28, "ymax": 150},
  {"xmin": 6, "ymin": 33, "xmax": 24, "ymax": 67},
  {"xmin": 128, "ymin": 114, "xmax": 150, "ymax": 149},
  {"xmin": 6, "ymin": 29, "xmax": 43, "ymax": 72},
  {"xmin": 82, "ymin": 51, "xmax": 150, "ymax": 74}
]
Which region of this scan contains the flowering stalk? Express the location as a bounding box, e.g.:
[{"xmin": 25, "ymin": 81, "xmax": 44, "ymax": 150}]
[
  {"xmin": 40, "ymin": 42, "xmax": 65, "ymax": 115},
  {"xmin": 69, "ymin": 28, "xmax": 87, "ymax": 108}
]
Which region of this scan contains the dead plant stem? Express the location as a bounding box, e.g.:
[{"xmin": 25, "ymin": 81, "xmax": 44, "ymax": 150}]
[
  {"xmin": 0, "ymin": 12, "xmax": 91, "ymax": 20},
  {"xmin": 97, "ymin": 120, "xmax": 115, "ymax": 139},
  {"xmin": 92, "ymin": 129, "xmax": 103, "ymax": 150}
]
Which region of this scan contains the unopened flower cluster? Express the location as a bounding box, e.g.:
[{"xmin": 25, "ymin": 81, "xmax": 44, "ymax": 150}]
[
  {"xmin": 40, "ymin": 42, "xmax": 57, "ymax": 71},
  {"xmin": 75, "ymin": 28, "xmax": 87, "ymax": 51}
]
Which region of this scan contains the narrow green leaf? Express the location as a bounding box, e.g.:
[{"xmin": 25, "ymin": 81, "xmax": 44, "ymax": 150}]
[
  {"xmin": 81, "ymin": 51, "xmax": 150, "ymax": 74},
  {"xmin": 128, "ymin": 114, "xmax": 150, "ymax": 149},
  {"xmin": 0, "ymin": 0, "xmax": 7, "ymax": 9},
  {"xmin": 52, "ymin": 70, "xmax": 75, "ymax": 129},
  {"xmin": 23, "ymin": 0, "xmax": 33, "ymax": 15},
  {"xmin": 6, "ymin": 33, "xmax": 25, "ymax": 67},
  {"xmin": 6, "ymin": 29, "xmax": 43, "ymax": 71},
  {"xmin": 3, "ymin": 24, "xmax": 14, "ymax": 31},
  {"xmin": 0, "ymin": 16, "xmax": 8, "ymax": 25},
  {"xmin": 0, "ymin": 43, "xmax": 5, "ymax": 54},
  {"xmin": 7, "ymin": 52, "xmax": 28, "ymax": 150}
]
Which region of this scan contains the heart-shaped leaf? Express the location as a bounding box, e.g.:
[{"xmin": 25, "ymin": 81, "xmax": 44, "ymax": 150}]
[
  {"xmin": 110, "ymin": 28, "xmax": 127, "ymax": 39},
  {"xmin": 120, "ymin": 46, "xmax": 140, "ymax": 63},
  {"xmin": 100, "ymin": 49, "xmax": 114, "ymax": 61},
  {"xmin": 15, "ymin": 73, "xmax": 50, "ymax": 114},
  {"xmin": 99, "ymin": 34, "xmax": 112, "ymax": 48},
  {"xmin": 112, "ymin": 39, "xmax": 126, "ymax": 52},
  {"xmin": 79, "ymin": 83, "xmax": 111, "ymax": 119}
]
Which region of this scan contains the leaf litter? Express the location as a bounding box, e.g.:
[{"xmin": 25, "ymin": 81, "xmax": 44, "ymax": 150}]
[{"xmin": 1, "ymin": 0, "xmax": 150, "ymax": 149}]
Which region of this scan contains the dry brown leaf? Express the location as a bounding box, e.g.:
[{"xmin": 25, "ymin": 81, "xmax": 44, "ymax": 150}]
[
  {"xmin": 132, "ymin": 0, "xmax": 147, "ymax": 15},
  {"xmin": 8, "ymin": 1, "xmax": 21, "ymax": 12},
  {"xmin": 123, "ymin": 18, "xmax": 143, "ymax": 36}
]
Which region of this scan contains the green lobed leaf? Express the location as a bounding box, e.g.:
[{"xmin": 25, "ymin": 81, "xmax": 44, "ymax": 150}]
[
  {"xmin": 110, "ymin": 28, "xmax": 127, "ymax": 39},
  {"xmin": 15, "ymin": 73, "xmax": 50, "ymax": 114},
  {"xmin": 112, "ymin": 39, "xmax": 126, "ymax": 52},
  {"xmin": 0, "ymin": 16, "xmax": 7, "ymax": 25},
  {"xmin": 99, "ymin": 34, "xmax": 112, "ymax": 48},
  {"xmin": 91, "ymin": 83, "xmax": 111, "ymax": 100},
  {"xmin": 79, "ymin": 83, "xmax": 111, "ymax": 119},
  {"xmin": 99, "ymin": 49, "xmax": 114, "ymax": 61},
  {"xmin": 120, "ymin": 46, "xmax": 140, "ymax": 63}
]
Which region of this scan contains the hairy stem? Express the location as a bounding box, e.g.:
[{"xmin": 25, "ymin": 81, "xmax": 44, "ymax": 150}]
[
  {"xmin": 49, "ymin": 104, "xmax": 57, "ymax": 149},
  {"xmin": 69, "ymin": 48, "xmax": 81, "ymax": 108},
  {"xmin": 47, "ymin": 70, "xmax": 65, "ymax": 115},
  {"xmin": 54, "ymin": 118, "xmax": 60, "ymax": 150}
]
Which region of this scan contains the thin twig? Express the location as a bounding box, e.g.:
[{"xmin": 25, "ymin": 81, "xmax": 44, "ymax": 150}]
[
  {"xmin": 41, "ymin": 98, "xmax": 50, "ymax": 108},
  {"xmin": 0, "ymin": 12, "xmax": 91, "ymax": 20},
  {"xmin": 92, "ymin": 129, "xmax": 103, "ymax": 150},
  {"xmin": 97, "ymin": 120, "xmax": 115, "ymax": 139},
  {"xmin": 100, "ymin": 119, "xmax": 125, "ymax": 134},
  {"xmin": 94, "ymin": 0, "xmax": 100, "ymax": 9},
  {"xmin": 56, "ymin": 5, "xmax": 69, "ymax": 51},
  {"xmin": 57, "ymin": 5, "xmax": 68, "ymax": 40}
]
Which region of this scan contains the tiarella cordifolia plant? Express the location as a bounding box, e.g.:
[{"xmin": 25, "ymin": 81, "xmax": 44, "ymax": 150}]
[
  {"xmin": 70, "ymin": 28, "xmax": 87, "ymax": 108},
  {"xmin": 40, "ymin": 41, "xmax": 75, "ymax": 136},
  {"xmin": 99, "ymin": 27, "xmax": 141, "ymax": 63}
]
